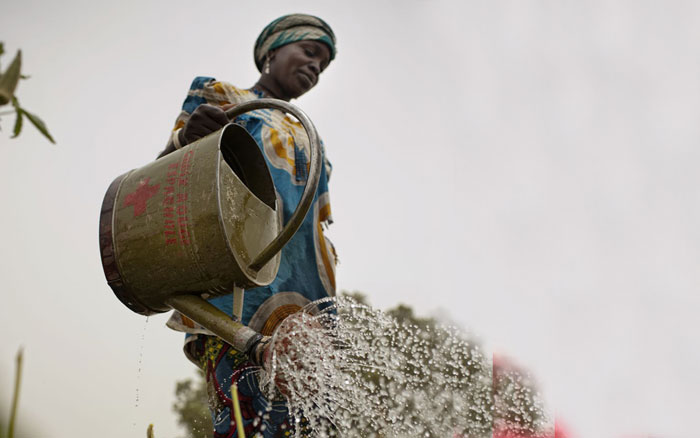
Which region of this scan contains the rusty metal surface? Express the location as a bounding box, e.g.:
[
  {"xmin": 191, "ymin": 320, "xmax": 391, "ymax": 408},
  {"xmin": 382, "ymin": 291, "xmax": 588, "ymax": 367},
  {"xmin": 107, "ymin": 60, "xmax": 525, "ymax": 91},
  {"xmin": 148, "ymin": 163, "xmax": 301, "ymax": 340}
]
[
  {"xmin": 100, "ymin": 124, "xmax": 281, "ymax": 314},
  {"xmin": 165, "ymin": 294, "xmax": 260, "ymax": 353},
  {"xmin": 99, "ymin": 170, "xmax": 154, "ymax": 315}
]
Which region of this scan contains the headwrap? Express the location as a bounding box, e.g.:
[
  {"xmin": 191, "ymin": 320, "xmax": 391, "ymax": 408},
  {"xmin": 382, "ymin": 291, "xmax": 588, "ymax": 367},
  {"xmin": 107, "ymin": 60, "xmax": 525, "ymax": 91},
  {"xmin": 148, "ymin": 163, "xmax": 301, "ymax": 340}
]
[{"xmin": 254, "ymin": 14, "xmax": 337, "ymax": 72}]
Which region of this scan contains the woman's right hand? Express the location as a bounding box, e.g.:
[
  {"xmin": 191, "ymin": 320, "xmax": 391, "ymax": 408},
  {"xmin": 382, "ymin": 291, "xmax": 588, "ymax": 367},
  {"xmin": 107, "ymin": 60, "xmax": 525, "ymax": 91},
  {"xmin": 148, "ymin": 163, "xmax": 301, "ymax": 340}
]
[{"xmin": 180, "ymin": 104, "xmax": 230, "ymax": 145}]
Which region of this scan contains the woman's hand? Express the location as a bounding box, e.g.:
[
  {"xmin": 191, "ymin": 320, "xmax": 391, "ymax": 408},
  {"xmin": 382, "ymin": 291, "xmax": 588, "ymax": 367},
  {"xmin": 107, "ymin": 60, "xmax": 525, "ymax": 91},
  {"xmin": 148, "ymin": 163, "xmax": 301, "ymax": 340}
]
[{"xmin": 180, "ymin": 104, "xmax": 230, "ymax": 145}]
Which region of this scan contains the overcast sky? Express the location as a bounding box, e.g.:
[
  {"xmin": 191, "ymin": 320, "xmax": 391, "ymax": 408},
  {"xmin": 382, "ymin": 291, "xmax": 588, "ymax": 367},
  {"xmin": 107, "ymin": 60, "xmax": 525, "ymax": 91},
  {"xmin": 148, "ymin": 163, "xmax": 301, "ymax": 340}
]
[{"xmin": 2, "ymin": 1, "xmax": 700, "ymax": 437}]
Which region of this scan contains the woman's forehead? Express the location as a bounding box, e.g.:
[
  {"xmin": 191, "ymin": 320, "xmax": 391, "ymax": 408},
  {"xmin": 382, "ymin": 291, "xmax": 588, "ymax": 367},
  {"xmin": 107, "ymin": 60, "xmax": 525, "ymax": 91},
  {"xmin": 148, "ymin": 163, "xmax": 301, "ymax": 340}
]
[{"xmin": 295, "ymin": 40, "xmax": 331, "ymax": 60}]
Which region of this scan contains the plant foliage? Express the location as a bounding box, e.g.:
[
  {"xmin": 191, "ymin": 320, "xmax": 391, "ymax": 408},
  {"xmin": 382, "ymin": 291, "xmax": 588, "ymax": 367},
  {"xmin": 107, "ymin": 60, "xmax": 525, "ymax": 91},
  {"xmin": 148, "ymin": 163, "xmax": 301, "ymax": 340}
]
[
  {"xmin": 0, "ymin": 43, "xmax": 54, "ymax": 144},
  {"xmin": 173, "ymin": 369, "xmax": 213, "ymax": 438}
]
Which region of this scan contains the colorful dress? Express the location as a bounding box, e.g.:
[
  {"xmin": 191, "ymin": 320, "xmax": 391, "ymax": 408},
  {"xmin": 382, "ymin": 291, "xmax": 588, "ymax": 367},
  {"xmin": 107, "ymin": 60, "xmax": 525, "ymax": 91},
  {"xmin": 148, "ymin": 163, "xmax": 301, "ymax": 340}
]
[{"xmin": 165, "ymin": 76, "xmax": 337, "ymax": 437}]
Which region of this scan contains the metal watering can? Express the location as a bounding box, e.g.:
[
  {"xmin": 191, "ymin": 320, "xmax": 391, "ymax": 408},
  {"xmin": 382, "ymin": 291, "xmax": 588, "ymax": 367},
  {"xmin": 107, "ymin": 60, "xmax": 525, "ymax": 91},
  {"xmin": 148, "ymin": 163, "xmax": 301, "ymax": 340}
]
[{"xmin": 99, "ymin": 99, "xmax": 322, "ymax": 364}]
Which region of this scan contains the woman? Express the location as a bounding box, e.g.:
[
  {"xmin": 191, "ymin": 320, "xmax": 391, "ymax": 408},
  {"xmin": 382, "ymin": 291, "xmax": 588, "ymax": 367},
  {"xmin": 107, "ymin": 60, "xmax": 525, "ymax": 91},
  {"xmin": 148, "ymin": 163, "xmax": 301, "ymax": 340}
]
[{"xmin": 161, "ymin": 14, "xmax": 338, "ymax": 437}]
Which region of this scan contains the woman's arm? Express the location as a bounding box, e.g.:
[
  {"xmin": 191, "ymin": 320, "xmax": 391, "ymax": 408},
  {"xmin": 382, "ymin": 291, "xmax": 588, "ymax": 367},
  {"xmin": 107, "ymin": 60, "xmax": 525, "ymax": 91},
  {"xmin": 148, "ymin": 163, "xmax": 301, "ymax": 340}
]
[
  {"xmin": 158, "ymin": 77, "xmax": 234, "ymax": 159},
  {"xmin": 158, "ymin": 104, "xmax": 229, "ymax": 158},
  {"xmin": 158, "ymin": 129, "xmax": 184, "ymax": 158}
]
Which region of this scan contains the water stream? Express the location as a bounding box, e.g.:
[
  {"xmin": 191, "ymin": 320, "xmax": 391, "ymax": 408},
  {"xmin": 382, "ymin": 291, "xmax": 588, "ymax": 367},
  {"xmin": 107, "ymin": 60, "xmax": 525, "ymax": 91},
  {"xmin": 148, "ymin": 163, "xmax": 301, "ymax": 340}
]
[
  {"xmin": 253, "ymin": 296, "xmax": 550, "ymax": 438},
  {"xmin": 135, "ymin": 316, "xmax": 149, "ymax": 412}
]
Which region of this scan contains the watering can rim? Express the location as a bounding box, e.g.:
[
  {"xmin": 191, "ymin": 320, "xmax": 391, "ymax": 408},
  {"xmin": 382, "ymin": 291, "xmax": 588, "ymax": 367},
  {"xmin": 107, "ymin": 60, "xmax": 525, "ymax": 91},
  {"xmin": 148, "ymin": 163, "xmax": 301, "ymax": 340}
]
[
  {"xmin": 99, "ymin": 170, "xmax": 149, "ymax": 313},
  {"xmin": 215, "ymin": 123, "xmax": 278, "ymax": 282},
  {"xmin": 224, "ymin": 98, "xmax": 323, "ymax": 272}
]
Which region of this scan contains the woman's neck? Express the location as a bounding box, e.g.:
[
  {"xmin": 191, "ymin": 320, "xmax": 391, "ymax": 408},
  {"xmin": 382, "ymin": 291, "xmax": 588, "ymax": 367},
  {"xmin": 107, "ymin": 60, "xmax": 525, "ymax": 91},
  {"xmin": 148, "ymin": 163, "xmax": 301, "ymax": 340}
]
[{"xmin": 252, "ymin": 78, "xmax": 289, "ymax": 101}]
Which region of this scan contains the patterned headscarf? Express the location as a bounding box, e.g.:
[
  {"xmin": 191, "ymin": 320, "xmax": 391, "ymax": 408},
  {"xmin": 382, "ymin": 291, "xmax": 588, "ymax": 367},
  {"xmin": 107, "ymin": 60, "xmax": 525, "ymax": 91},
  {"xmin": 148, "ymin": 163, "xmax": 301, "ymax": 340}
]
[{"xmin": 254, "ymin": 14, "xmax": 337, "ymax": 72}]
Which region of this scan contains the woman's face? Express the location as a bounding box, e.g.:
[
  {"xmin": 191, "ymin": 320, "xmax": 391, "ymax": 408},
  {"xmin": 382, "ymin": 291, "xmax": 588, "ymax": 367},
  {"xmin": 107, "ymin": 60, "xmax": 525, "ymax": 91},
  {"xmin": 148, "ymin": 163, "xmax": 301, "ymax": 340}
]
[{"xmin": 267, "ymin": 40, "xmax": 331, "ymax": 100}]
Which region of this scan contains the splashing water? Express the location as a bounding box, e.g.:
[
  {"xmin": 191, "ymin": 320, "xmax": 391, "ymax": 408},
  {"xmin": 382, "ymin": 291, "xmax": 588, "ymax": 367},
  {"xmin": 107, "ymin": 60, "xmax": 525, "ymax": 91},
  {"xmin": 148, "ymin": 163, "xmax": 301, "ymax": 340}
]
[{"xmin": 252, "ymin": 296, "xmax": 551, "ymax": 438}]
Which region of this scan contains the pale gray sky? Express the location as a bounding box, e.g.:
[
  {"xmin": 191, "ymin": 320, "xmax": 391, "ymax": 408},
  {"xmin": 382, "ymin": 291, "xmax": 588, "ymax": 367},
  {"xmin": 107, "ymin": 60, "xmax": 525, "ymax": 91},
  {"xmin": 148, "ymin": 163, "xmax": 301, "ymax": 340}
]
[{"xmin": 2, "ymin": 1, "xmax": 700, "ymax": 437}]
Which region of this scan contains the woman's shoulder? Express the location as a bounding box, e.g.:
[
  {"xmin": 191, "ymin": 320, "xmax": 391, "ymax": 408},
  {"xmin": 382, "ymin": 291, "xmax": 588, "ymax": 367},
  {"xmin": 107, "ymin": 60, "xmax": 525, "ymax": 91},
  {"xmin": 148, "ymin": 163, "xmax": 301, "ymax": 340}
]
[{"xmin": 186, "ymin": 76, "xmax": 258, "ymax": 107}]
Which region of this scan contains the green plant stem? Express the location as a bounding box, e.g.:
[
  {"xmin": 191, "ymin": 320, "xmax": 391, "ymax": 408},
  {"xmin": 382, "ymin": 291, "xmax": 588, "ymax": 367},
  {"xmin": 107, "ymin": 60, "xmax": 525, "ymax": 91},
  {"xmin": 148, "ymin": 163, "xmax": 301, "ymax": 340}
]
[
  {"xmin": 231, "ymin": 384, "xmax": 245, "ymax": 437},
  {"xmin": 8, "ymin": 347, "xmax": 23, "ymax": 438}
]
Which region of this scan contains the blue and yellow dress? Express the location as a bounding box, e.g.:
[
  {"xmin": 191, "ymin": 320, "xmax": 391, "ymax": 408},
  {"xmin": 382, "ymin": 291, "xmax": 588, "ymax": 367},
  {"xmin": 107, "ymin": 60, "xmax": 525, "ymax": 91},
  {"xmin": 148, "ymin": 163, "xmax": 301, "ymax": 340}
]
[{"xmin": 165, "ymin": 77, "xmax": 337, "ymax": 437}]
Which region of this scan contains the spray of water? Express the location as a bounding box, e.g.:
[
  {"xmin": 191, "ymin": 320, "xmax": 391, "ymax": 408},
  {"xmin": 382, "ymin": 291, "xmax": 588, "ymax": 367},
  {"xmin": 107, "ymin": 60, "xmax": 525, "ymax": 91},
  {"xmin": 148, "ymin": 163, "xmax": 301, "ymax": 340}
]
[{"xmin": 251, "ymin": 296, "xmax": 551, "ymax": 438}]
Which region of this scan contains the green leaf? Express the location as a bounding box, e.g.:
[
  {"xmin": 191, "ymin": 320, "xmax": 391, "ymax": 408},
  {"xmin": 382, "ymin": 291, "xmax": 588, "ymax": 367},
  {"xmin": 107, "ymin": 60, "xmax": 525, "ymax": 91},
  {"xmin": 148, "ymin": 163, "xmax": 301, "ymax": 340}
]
[
  {"xmin": 19, "ymin": 108, "xmax": 55, "ymax": 144},
  {"xmin": 20, "ymin": 74, "xmax": 30, "ymax": 80},
  {"xmin": 0, "ymin": 50, "xmax": 22, "ymax": 106},
  {"xmin": 11, "ymin": 107, "xmax": 23, "ymax": 138},
  {"xmin": 0, "ymin": 89, "xmax": 10, "ymax": 106}
]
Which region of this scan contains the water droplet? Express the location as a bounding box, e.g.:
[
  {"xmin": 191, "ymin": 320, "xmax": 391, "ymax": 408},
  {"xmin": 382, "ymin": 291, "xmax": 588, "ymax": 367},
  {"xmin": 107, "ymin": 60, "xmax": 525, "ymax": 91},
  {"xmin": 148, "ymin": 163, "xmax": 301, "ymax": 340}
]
[{"xmin": 134, "ymin": 316, "xmax": 149, "ymax": 410}]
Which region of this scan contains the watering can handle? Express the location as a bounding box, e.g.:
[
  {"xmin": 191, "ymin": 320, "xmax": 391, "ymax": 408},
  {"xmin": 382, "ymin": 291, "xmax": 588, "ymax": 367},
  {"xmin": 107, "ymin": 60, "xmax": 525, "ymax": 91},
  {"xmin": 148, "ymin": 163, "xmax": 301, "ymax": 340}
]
[{"xmin": 224, "ymin": 99, "xmax": 323, "ymax": 273}]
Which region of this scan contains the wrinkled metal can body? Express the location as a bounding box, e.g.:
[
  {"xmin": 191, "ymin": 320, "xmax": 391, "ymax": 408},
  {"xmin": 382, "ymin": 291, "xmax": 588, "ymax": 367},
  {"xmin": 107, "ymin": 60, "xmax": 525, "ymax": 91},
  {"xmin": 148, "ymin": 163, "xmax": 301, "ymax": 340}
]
[{"xmin": 99, "ymin": 124, "xmax": 280, "ymax": 315}]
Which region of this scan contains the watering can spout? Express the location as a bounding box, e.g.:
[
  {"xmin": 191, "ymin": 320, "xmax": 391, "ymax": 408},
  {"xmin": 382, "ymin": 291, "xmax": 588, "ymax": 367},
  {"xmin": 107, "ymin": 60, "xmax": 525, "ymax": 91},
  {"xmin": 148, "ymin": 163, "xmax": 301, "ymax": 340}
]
[
  {"xmin": 99, "ymin": 99, "xmax": 322, "ymax": 359},
  {"xmin": 165, "ymin": 294, "xmax": 269, "ymax": 365}
]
